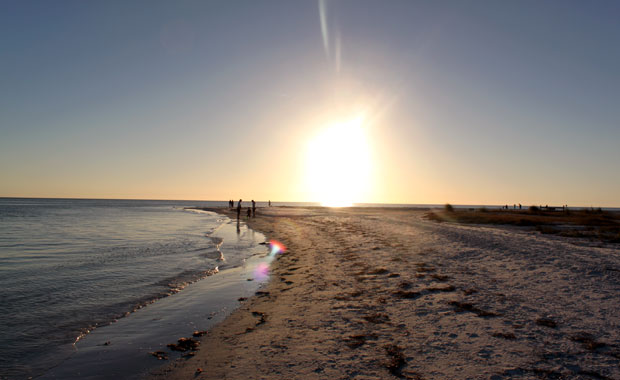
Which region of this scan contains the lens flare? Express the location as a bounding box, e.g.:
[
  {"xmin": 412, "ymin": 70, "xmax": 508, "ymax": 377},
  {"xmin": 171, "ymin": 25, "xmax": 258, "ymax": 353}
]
[
  {"xmin": 252, "ymin": 240, "xmax": 285, "ymax": 282},
  {"xmin": 318, "ymin": 0, "xmax": 341, "ymax": 72},
  {"xmin": 269, "ymin": 240, "xmax": 286, "ymax": 256},
  {"xmin": 254, "ymin": 262, "xmax": 270, "ymax": 282}
]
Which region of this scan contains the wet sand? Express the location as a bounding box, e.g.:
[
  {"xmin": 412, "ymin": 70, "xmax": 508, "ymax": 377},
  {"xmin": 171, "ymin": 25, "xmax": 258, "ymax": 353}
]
[{"xmin": 150, "ymin": 207, "xmax": 620, "ymax": 379}]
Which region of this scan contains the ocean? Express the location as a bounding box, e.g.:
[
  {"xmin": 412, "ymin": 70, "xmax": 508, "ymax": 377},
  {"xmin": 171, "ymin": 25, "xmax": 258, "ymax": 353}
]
[{"xmin": 0, "ymin": 198, "xmax": 277, "ymax": 379}]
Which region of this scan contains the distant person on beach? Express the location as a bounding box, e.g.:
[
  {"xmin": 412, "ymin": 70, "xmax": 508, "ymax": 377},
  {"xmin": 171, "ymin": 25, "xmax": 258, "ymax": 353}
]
[
  {"xmin": 251, "ymin": 200, "xmax": 256, "ymax": 217},
  {"xmin": 268, "ymin": 200, "xmax": 271, "ymax": 207},
  {"xmin": 236, "ymin": 199, "xmax": 242, "ymax": 219},
  {"xmin": 247, "ymin": 207, "xmax": 251, "ymax": 218},
  {"xmin": 519, "ymin": 203, "xmax": 522, "ymax": 210}
]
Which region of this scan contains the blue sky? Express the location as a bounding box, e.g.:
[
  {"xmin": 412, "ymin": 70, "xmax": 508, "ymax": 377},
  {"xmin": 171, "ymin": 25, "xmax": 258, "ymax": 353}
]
[{"xmin": 1, "ymin": 1, "xmax": 619, "ymax": 205}]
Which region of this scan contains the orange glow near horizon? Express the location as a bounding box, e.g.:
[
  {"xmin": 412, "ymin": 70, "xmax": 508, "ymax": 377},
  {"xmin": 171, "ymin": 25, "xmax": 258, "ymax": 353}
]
[{"xmin": 305, "ymin": 116, "xmax": 372, "ymax": 207}]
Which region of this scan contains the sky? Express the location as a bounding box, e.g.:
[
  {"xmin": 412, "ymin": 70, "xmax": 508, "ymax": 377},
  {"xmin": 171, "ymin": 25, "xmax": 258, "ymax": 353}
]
[{"xmin": 1, "ymin": 0, "xmax": 619, "ymax": 206}]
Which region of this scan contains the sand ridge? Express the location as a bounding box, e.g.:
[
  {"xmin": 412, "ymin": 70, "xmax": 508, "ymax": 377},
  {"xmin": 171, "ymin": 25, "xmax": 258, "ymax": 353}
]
[{"xmin": 150, "ymin": 207, "xmax": 620, "ymax": 379}]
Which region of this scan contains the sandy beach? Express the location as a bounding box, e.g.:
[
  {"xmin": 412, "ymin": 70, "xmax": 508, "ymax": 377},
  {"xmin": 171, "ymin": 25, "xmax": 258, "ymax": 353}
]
[{"xmin": 150, "ymin": 206, "xmax": 620, "ymax": 380}]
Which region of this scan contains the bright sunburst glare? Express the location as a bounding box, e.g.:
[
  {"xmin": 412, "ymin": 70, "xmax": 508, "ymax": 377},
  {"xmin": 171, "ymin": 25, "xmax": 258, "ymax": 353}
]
[{"xmin": 306, "ymin": 116, "xmax": 372, "ymax": 207}]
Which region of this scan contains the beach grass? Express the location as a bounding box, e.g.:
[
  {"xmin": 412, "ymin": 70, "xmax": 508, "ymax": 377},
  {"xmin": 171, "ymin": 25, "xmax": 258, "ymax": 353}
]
[{"xmin": 427, "ymin": 207, "xmax": 620, "ymax": 243}]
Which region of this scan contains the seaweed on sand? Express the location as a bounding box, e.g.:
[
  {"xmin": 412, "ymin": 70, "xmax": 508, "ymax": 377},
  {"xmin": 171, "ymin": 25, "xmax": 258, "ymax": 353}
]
[{"xmin": 448, "ymin": 301, "xmax": 499, "ymax": 317}]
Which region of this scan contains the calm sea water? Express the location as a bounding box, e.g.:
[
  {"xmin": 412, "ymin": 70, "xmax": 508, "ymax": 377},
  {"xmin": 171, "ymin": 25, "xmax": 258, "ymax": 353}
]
[{"xmin": 0, "ymin": 198, "xmax": 259, "ymax": 379}]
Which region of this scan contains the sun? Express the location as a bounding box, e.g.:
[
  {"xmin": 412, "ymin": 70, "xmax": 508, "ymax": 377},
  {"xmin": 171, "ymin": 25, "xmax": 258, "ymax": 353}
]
[{"xmin": 305, "ymin": 116, "xmax": 372, "ymax": 207}]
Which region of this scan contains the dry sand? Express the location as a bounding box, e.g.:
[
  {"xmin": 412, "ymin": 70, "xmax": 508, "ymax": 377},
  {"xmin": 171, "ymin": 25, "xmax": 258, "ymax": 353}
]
[{"xmin": 150, "ymin": 207, "xmax": 620, "ymax": 379}]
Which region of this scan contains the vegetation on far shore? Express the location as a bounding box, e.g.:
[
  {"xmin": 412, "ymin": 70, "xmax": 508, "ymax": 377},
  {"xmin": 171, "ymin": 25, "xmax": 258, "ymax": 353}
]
[{"xmin": 428, "ymin": 205, "xmax": 620, "ymax": 243}]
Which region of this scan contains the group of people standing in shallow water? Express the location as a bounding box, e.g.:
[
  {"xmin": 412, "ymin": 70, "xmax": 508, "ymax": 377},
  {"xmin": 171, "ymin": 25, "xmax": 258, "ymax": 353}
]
[
  {"xmin": 229, "ymin": 199, "xmax": 253, "ymax": 232},
  {"xmin": 229, "ymin": 199, "xmax": 271, "ymax": 220}
]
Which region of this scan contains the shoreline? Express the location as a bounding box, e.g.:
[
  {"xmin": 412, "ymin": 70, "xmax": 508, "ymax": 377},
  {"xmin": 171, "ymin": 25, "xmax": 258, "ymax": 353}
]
[
  {"xmin": 39, "ymin": 212, "xmax": 272, "ymax": 380},
  {"xmin": 150, "ymin": 206, "xmax": 620, "ymax": 379}
]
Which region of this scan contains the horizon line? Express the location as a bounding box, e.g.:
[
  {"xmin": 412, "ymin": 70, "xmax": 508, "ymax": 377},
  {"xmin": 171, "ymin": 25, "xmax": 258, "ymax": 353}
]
[{"xmin": 1, "ymin": 196, "xmax": 618, "ymax": 209}]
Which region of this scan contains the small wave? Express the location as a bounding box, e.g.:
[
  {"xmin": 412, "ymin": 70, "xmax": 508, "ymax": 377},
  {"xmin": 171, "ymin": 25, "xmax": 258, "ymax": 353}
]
[
  {"xmin": 206, "ymin": 236, "xmax": 225, "ymax": 261},
  {"xmin": 182, "ymin": 208, "xmax": 211, "ymax": 214},
  {"xmin": 209, "ymin": 236, "xmax": 224, "ymax": 247},
  {"xmin": 71, "ymin": 265, "xmax": 222, "ymax": 346},
  {"xmin": 188, "ymin": 246, "xmax": 210, "ymax": 253},
  {"xmin": 155, "ymin": 266, "xmax": 221, "ymax": 292},
  {"xmin": 199, "ymin": 250, "xmax": 225, "ymax": 260}
]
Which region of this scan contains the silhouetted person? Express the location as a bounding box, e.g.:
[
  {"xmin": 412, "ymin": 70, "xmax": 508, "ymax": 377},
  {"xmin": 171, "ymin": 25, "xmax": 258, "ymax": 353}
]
[
  {"xmin": 251, "ymin": 200, "xmax": 256, "ymax": 217},
  {"xmin": 268, "ymin": 200, "xmax": 271, "ymax": 207},
  {"xmin": 247, "ymin": 207, "xmax": 251, "ymax": 218},
  {"xmin": 236, "ymin": 199, "xmax": 242, "ymax": 219},
  {"xmin": 519, "ymin": 203, "xmax": 522, "ymax": 210}
]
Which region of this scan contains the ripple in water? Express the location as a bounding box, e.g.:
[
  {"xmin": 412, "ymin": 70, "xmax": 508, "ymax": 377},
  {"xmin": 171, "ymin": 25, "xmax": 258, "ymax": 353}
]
[{"xmin": 0, "ymin": 198, "xmax": 247, "ymax": 379}]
